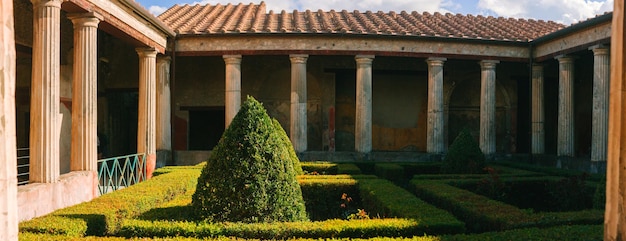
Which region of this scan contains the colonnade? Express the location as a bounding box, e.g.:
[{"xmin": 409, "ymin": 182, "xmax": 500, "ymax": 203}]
[
  {"xmin": 531, "ymin": 46, "xmax": 610, "ymax": 171},
  {"xmin": 25, "ymin": 0, "xmax": 170, "ymax": 184}
]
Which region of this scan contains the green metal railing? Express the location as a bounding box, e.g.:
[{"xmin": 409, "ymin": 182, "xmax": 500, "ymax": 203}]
[{"xmin": 97, "ymin": 153, "xmax": 146, "ymax": 195}]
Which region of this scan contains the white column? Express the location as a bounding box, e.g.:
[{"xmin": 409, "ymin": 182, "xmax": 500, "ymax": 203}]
[
  {"xmin": 556, "ymin": 55, "xmax": 575, "ymax": 157},
  {"xmin": 0, "ymin": 0, "xmax": 18, "ymax": 239},
  {"xmin": 68, "ymin": 13, "xmax": 101, "ymax": 172},
  {"xmin": 30, "ymin": 0, "xmax": 61, "ymax": 183},
  {"xmin": 479, "ymin": 60, "xmax": 499, "ymax": 155},
  {"xmin": 290, "ymin": 54, "xmax": 308, "ymax": 152},
  {"xmin": 531, "ymin": 64, "xmax": 545, "ymax": 154},
  {"xmin": 590, "ymin": 46, "xmax": 610, "ymax": 169},
  {"xmin": 426, "ymin": 58, "xmax": 446, "ymax": 154},
  {"xmin": 156, "ymin": 56, "xmax": 172, "ymax": 152},
  {"xmin": 136, "ymin": 48, "xmax": 158, "ymax": 157},
  {"xmin": 223, "ymin": 55, "xmax": 242, "ymax": 128},
  {"xmin": 355, "ymin": 55, "xmax": 374, "ymax": 153}
]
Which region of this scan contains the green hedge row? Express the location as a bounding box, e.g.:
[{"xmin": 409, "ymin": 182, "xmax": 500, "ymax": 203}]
[
  {"xmin": 19, "ymin": 166, "xmax": 202, "ymax": 237},
  {"xmin": 490, "ymin": 161, "xmax": 604, "ymax": 181},
  {"xmin": 374, "ymin": 164, "xmax": 405, "ymax": 184},
  {"xmin": 118, "ymin": 218, "xmax": 426, "ymax": 239},
  {"xmin": 299, "ymin": 178, "xmax": 361, "ymax": 220},
  {"xmin": 301, "ymin": 163, "xmax": 363, "ymax": 175},
  {"xmin": 410, "ymin": 178, "xmax": 603, "ymax": 232},
  {"xmin": 358, "ymin": 179, "xmax": 465, "ymax": 235},
  {"xmin": 20, "ymin": 224, "xmax": 602, "ymax": 240}
]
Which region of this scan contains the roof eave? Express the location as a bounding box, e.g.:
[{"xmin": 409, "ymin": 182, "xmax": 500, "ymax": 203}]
[
  {"xmin": 531, "ymin": 12, "xmax": 612, "ymax": 45},
  {"xmin": 119, "ymin": 0, "xmax": 176, "ymax": 37}
]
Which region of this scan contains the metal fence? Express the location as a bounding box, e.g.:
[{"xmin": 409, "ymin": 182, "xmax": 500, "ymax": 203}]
[
  {"xmin": 97, "ymin": 153, "xmax": 146, "ymax": 195},
  {"xmin": 17, "ymin": 148, "xmax": 29, "ymax": 185}
]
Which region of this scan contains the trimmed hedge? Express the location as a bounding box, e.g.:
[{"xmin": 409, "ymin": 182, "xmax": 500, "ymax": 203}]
[
  {"xmin": 19, "ymin": 166, "xmax": 202, "ymax": 237},
  {"xmin": 374, "ymin": 164, "xmax": 405, "ymax": 184},
  {"xmin": 119, "ymin": 218, "xmax": 425, "ymax": 239},
  {"xmin": 410, "ymin": 178, "xmax": 604, "ymax": 232},
  {"xmin": 358, "ymin": 179, "xmax": 465, "ymax": 235},
  {"xmin": 299, "ymin": 178, "xmax": 361, "ymax": 220},
  {"xmin": 192, "ymin": 96, "xmax": 307, "ymax": 223},
  {"xmin": 442, "ymin": 224, "xmax": 602, "ymax": 241},
  {"xmin": 337, "ymin": 163, "xmax": 362, "ymax": 175},
  {"xmin": 302, "ymin": 162, "xmax": 339, "ymax": 174}
]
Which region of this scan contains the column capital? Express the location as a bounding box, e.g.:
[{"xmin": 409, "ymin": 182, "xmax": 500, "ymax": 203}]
[
  {"xmin": 590, "ymin": 45, "xmax": 610, "ymax": 56},
  {"xmin": 355, "ymin": 55, "xmax": 375, "ymax": 64},
  {"xmin": 157, "ymin": 55, "xmax": 172, "ymax": 64},
  {"xmin": 67, "ymin": 12, "xmax": 103, "ymax": 27},
  {"xmin": 555, "ymin": 55, "xmax": 576, "ymax": 63},
  {"xmin": 479, "ymin": 60, "xmax": 499, "ymax": 69},
  {"xmin": 426, "ymin": 57, "xmax": 446, "ymax": 66},
  {"xmin": 30, "ymin": 0, "xmax": 61, "ymax": 9},
  {"xmin": 136, "ymin": 47, "xmax": 158, "ymax": 58},
  {"xmin": 223, "ymin": 55, "xmax": 242, "ymax": 64},
  {"xmin": 289, "ymin": 54, "xmax": 308, "ymax": 64}
]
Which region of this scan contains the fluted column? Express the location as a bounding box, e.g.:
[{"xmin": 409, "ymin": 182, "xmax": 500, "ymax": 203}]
[
  {"xmin": 224, "ymin": 55, "xmax": 242, "ymax": 128},
  {"xmin": 556, "ymin": 56, "xmax": 575, "ymax": 157},
  {"xmin": 156, "ymin": 56, "xmax": 172, "ymax": 152},
  {"xmin": 531, "ymin": 64, "xmax": 545, "ymax": 154},
  {"xmin": 426, "ymin": 58, "xmax": 446, "ymax": 154},
  {"xmin": 290, "ymin": 54, "xmax": 308, "ymax": 152},
  {"xmin": 355, "ymin": 55, "xmax": 374, "ymax": 153},
  {"xmin": 590, "ymin": 46, "xmax": 610, "ymax": 172},
  {"xmin": 30, "ymin": 0, "xmax": 61, "ymax": 183},
  {"xmin": 137, "ymin": 48, "xmax": 157, "ymax": 178},
  {"xmin": 68, "ymin": 13, "xmax": 101, "ymax": 172},
  {"xmin": 479, "ymin": 60, "xmax": 499, "ymax": 155},
  {"xmin": 0, "ymin": 0, "xmax": 18, "ymax": 239}
]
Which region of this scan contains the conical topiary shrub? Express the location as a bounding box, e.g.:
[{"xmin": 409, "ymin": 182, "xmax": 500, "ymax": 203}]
[
  {"xmin": 442, "ymin": 128, "xmax": 486, "ymax": 174},
  {"xmin": 191, "ymin": 96, "xmax": 308, "ymax": 222}
]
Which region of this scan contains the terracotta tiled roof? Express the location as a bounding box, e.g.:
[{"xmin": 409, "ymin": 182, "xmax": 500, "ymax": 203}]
[{"xmin": 158, "ymin": 1, "xmax": 566, "ymax": 42}]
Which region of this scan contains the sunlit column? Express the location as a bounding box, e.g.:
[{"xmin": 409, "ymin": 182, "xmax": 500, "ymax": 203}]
[
  {"xmin": 590, "ymin": 46, "xmax": 610, "ymax": 173},
  {"xmin": 479, "ymin": 60, "xmax": 499, "ymax": 155},
  {"xmin": 355, "ymin": 55, "xmax": 374, "ymax": 153},
  {"xmin": 426, "ymin": 58, "xmax": 446, "ymax": 154},
  {"xmin": 290, "ymin": 54, "xmax": 308, "ymax": 152},
  {"xmin": 30, "ymin": 0, "xmax": 62, "ymax": 183},
  {"xmin": 556, "ymin": 55, "xmax": 575, "ymax": 157},
  {"xmin": 224, "ymin": 55, "xmax": 242, "ymax": 127},
  {"xmin": 68, "ymin": 13, "xmax": 101, "ymax": 171}
]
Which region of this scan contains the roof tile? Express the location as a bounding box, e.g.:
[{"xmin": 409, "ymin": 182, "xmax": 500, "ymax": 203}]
[{"xmin": 158, "ymin": 1, "xmax": 567, "ymax": 41}]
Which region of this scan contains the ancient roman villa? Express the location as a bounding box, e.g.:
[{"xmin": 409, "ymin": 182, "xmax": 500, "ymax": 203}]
[{"xmin": 0, "ymin": 0, "xmax": 625, "ymax": 240}]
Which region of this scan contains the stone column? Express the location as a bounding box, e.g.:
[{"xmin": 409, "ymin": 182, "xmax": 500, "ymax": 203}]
[
  {"xmin": 479, "ymin": 60, "xmax": 499, "ymax": 155},
  {"xmin": 30, "ymin": 0, "xmax": 61, "ymax": 183},
  {"xmin": 531, "ymin": 64, "xmax": 545, "ymax": 154},
  {"xmin": 556, "ymin": 56, "xmax": 575, "ymax": 158},
  {"xmin": 590, "ymin": 46, "xmax": 610, "ymax": 173},
  {"xmin": 156, "ymin": 56, "xmax": 172, "ymax": 167},
  {"xmin": 355, "ymin": 55, "xmax": 374, "ymax": 153},
  {"xmin": 68, "ymin": 13, "xmax": 101, "ymax": 172},
  {"xmin": 136, "ymin": 48, "xmax": 158, "ymax": 178},
  {"xmin": 0, "ymin": 0, "xmax": 18, "ymax": 239},
  {"xmin": 426, "ymin": 58, "xmax": 446, "ymax": 154},
  {"xmin": 290, "ymin": 54, "xmax": 308, "ymax": 152},
  {"xmin": 224, "ymin": 55, "xmax": 242, "ymax": 127}
]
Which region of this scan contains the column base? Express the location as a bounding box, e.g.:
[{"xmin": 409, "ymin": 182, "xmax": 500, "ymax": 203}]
[
  {"xmin": 590, "ymin": 161, "xmax": 607, "ymax": 174},
  {"xmin": 156, "ymin": 150, "xmax": 172, "ymax": 168}
]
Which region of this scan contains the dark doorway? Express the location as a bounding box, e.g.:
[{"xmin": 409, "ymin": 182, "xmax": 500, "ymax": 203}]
[
  {"xmin": 188, "ymin": 107, "xmax": 225, "ymax": 151},
  {"xmin": 107, "ymin": 91, "xmax": 138, "ymax": 157}
]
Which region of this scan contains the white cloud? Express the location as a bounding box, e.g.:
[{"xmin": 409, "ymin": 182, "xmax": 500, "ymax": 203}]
[
  {"xmin": 477, "ymin": 0, "xmax": 613, "ymax": 24},
  {"xmin": 148, "ymin": 5, "xmax": 168, "ymax": 16},
  {"xmin": 262, "ymin": 0, "xmax": 447, "ymax": 13}
]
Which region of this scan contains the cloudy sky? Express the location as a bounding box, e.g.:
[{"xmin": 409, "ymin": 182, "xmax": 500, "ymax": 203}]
[{"xmin": 137, "ymin": 0, "xmax": 613, "ymax": 25}]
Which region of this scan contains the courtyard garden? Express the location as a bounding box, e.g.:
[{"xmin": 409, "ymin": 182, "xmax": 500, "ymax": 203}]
[{"xmin": 18, "ymin": 97, "xmax": 605, "ymax": 240}]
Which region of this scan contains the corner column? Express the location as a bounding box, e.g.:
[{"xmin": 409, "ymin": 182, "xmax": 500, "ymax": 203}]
[
  {"xmin": 136, "ymin": 48, "xmax": 158, "ymax": 178},
  {"xmin": 590, "ymin": 46, "xmax": 610, "ymax": 173},
  {"xmin": 290, "ymin": 54, "xmax": 308, "ymax": 152},
  {"xmin": 156, "ymin": 56, "xmax": 172, "ymax": 167},
  {"xmin": 68, "ymin": 13, "xmax": 101, "ymax": 172},
  {"xmin": 224, "ymin": 55, "xmax": 242, "ymax": 127},
  {"xmin": 30, "ymin": 0, "xmax": 62, "ymax": 183},
  {"xmin": 556, "ymin": 55, "xmax": 575, "ymax": 158},
  {"xmin": 355, "ymin": 55, "xmax": 374, "ymax": 153},
  {"xmin": 479, "ymin": 60, "xmax": 499, "ymax": 156},
  {"xmin": 531, "ymin": 64, "xmax": 545, "ymax": 154},
  {"xmin": 0, "ymin": 0, "xmax": 18, "ymax": 238},
  {"xmin": 426, "ymin": 58, "xmax": 446, "ymax": 154}
]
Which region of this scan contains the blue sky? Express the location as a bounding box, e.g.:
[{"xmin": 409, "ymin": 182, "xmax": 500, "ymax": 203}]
[{"xmin": 136, "ymin": 0, "xmax": 614, "ymax": 25}]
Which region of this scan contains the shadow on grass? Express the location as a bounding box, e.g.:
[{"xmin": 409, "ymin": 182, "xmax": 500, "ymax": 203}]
[{"xmin": 137, "ymin": 205, "xmax": 199, "ymax": 221}]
